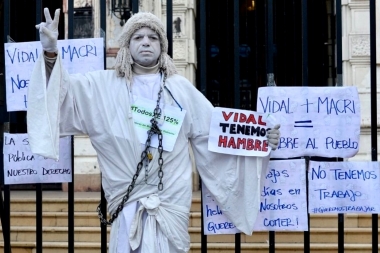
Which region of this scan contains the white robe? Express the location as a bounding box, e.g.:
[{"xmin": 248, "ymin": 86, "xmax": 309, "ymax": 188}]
[{"xmin": 27, "ymin": 53, "xmax": 270, "ymax": 252}]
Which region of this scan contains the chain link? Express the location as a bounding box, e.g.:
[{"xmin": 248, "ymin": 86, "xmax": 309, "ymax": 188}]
[{"xmin": 97, "ymin": 74, "xmax": 167, "ymax": 226}]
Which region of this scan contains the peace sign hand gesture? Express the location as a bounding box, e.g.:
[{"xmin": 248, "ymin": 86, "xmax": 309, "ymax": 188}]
[{"xmin": 36, "ymin": 8, "xmax": 60, "ymax": 53}]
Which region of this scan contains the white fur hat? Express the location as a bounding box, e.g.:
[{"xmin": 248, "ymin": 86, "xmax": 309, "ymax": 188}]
[{"xmin": 114, "ymin": 12, "xmax": 177, "ymax": 82}]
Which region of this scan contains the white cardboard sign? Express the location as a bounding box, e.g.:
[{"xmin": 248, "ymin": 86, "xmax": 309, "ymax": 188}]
[
  {"xmin": 208, "ymin": 107, "xmax": 274, "ymax": 156},
  {"xmin": 202, "ymin": 159, "xmax": 308, "ymax": 234},
  {"xmin": 308, "ymin": 161, "xmax": 380, "ymax": 214},
  {"xmin": 257, "ymin": 87, "xmax": 360, "ymax": 158},
  {"xmin": 253, "ymin": 159, "xmax": 308, "ymax": 231},
  {"xmin": 3, "ymin": 133, "xmax": 72, "ymax": 184},
  {"xmin": 202, "ymin": 182, "xmax": 240, "ymax": 235},
  {"xmin": 4, "ymin": 38, "xmax": 104, "ymax": 111}
]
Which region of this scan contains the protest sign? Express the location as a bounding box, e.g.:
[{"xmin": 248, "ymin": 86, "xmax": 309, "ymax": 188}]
[
  {"xmin": 202, "ymin": 159, "xmax": 308, "ymax": 234},
  {"xmin": 257, "ymin": 87, "xmax": 360, "ymax": 158},
  {"xmin": 308, "ymin": 161, "xmax": 380, "ymax": 214},
  {"xmin": 4, "ymin": 38, "xmax": 104, "ymax": 111},
  {"xmin": 253, "ymin": 159, "xmax": 308, "ymax": 231},
  {"xmin": 131, "ymin": 96, "xmax": 186, "ymax": 152},
  {"xmin": 201, "ymin": 182, "xmax": 240, "ymax": 235},
  {"xmin": 208, "ymin": 107, "xmax": 275, "ymax": 156},
  {"xmin": 3, "ymin": 133, "xmax": 72, "ymax": 184}
]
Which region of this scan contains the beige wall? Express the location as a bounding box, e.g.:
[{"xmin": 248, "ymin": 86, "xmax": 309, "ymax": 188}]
[{"xmin": 342, "ymin": 0, "xmax": 380, "ymax": 161}]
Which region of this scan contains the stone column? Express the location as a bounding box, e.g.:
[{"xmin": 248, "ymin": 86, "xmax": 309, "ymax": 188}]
[{"xmin": 342, "ymin": 0, "xmax": 380, "ymax": 161}]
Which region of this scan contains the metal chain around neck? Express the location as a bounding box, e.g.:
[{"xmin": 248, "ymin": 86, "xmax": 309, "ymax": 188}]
[{"xmin": 97, "ymin": 74, "xmax": 166, "ymax": 226}]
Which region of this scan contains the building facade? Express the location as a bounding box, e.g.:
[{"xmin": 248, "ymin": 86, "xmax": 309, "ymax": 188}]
[{"xmin": 67, "ymin": 0, "xmax": 379, "ymax": 192}]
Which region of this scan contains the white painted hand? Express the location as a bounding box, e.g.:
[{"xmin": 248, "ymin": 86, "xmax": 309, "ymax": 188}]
[
  {"xmin": 267, "ymin": 124, "xmax": 281, "ymax": 150},
  {"xmin": 35, "ymin": 8, "xmax": 60, "ymax": 53}
]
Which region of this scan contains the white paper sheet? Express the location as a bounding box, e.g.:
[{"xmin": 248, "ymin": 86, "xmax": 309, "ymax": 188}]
[
  {"xmin": 4, "ymin": 38, "xmax": 104, "ymax": 111},
  {"xmin": 308, "ymin": 161, "xmax": 380, "ymax": 214},
  {"xmin": 3, "ymin": 133, "xmax": 72, "ymax": 184},
  {"xmin": 257, "ymin": 87, "xmax": 360, "ymax": 158}
]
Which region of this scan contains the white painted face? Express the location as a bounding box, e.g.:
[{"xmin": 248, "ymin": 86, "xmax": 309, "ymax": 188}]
[{"xmin": 129, "ymin": 27, "xmax": 161, "ymax": 67}]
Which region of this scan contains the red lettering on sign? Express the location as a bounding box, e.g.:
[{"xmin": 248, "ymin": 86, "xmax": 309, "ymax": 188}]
[
  {"xmin": 247, "ymin": 139, "xmax": 254, "ymax": 150},
  {"xmin": 258, "ymin": 115, "xmax": 266, "ymax": 126},
  {"xmin": 237, "ymin": 138, "xmax": 246, "ymax": 149},
  {"xmin": 222, "ymin": 111, "xmax": 266, "ymax": 126},
  {"xmin": 218, "ymin": 135, "xmax": 228, "ymax": 147},
  {"xmin": 222, "ymin": 111, "xmax": 234, "ymax": 121},
  {"xmin": 239, "ymin": 113, "xmax": 247, "ymax": 123},
  {"xmin": 255, "ymin": 139, "xmax": 262, "ymax": 151},
  {"xmin": 246, "ymin": 114, "xmax": 257, "ymax": 124},
  {"xmin": 262, "ymin": 140, "xmax": 268, "ymax": 152},
  {"xmin": 218, "ymin": 136, "xmax": 268, "ymax": 152},
  {"xmin": 227, "ymin": 137, "xmax": 237, "ymax": 149}
]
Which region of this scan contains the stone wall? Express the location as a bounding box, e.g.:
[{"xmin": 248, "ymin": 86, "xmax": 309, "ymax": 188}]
[{"xmin": 342, "ymin": 0, "xmax": 380, "ymax": 161}]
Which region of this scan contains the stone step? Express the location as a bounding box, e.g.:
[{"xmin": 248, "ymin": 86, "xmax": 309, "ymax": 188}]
[
  {"xmin": 5, "ymin": 210, "xmax": 378, "ymax": 230},
  {"xmin": 6, "ymin": 191, "xmax": 202, "ymax": 213},
  {"xmin": 2, "ymin": 226, "xmax": 379, "ymax": 244},
  {"xmin": 191, "ymin": 227, "xmax": 380, "ymax": 244},
  {"xmin": 188, "ymin": 243, "xmax": 380, "ymax": 253},
  {"xmin": 7, "ymin": 191, "xmax": 379, "ymax": 229},
  {"xmin": 1, "ymin": 242, "xmax": 379, "ymax": 253},
  {"xmin": 8, "ymin": 212, "xmax": 102, "ymax": 227},
  {"xmin": 3, "ymin": 226, "xmax": 109, "ymax": 243},
  {"xmin": 9, "ymin": 197, "xmax": 100, "ymax": 213},
  {"xmin": 190, "ymin": 212, "xmax": 380, "ymax": 229}
]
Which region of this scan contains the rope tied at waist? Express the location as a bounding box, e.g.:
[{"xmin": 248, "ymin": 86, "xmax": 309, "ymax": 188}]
[{"xmin": 129, "ymin": 194, "xmax": 190, "ymax": 253}]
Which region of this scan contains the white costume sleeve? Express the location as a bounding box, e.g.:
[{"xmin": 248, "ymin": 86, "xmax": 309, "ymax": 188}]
[
  {"xmin": 166, "ymin": 76, "xmax": 270, "ymax": 235},
  {"xmin": 27, "ymin": 52, "xmax": 113, "ymax": 160},
  {"xmin": 28, "ymin": 53, "xmax": 66, "ymax": 159}
]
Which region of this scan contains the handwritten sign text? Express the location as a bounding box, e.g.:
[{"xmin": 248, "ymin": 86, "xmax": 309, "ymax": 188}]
[{"xmin": 3, "ymin": 133, "xmax": 72, "ymax": 184}]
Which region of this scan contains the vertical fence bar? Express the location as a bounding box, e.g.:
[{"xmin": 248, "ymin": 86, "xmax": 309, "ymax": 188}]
[
  {"xmin": 266, "ymin": 0, "xmax": 274, "ymax": 75},
  {"xmin": 35, "ymin": 2, "xmax": 43, "ymax": 253},
  {"xmin": 233, "ymin": 0, "xmax": 241, "ymax": 249},
  {"xmin": 199, "ymin": 0, "xmax": 207, "ymax": 97},
  {"xmin": 167, "ymin": 0, "xmax": 173, "ymax": 58},
  {"xmin": 301, "ymin": 0, "xmax": 310, "ymax": 251},
  {"xmin": 100, "ymin": 188, "xmax": 107, "ymax": 253},
  {"xmin": 67, "ymin": 1, "xmax": 75, "ymax": 252},
  {"xmin": 132, "ymin": 0, "xmax": 139, "ymax": 14},
  {"xmin": 199, "ymin": 0, "xmax": 208, "ymax": 252},
  {"xmin": 304, "ymin": 158, "xmax": 310, "ymax": 253},
  {"xmin": 369, "ymin": 0, "xmax": 378, "ymax": 251},
  {"xmin": 266, "ymin": 0, "xmax": 276, "ymax": 250},
  {"xmin": 2, "ymin": 1, "xmax": 11, "ymax": 252},
  {"xmin": 200, "ymin": 194, "xmax": 207, "ymax": 253},
  {"xmin": 3, "ymin": 185, "xmax": 11, "ymax": 253},
  {"xmin": 269, "ymin": 231, "xmax": 275, "ymax": 253},
  {"xmin": 100, "ymin": 0, "xmax": 107, "ymax": 253},
  {"xmin": 301, "ymin": 0, "xmax": 308, "ymax": 87},
  {"xmin": 335, "ymin": 0, "xmax": 342, "ymax": 87},
  {"xmin": 68, "ymin": 139, "xmax": 74, "ymax": 253},
  {"xmin": 233, "ymin": 0, "xmax": 240, "ymax": 109},
  {"xmin": 68, "ymin": 0, "xmax": 74, "ymax": 39},
  {"xmin": 36, "ymin": 184, "xmax": 43, "ymax": 253},
  {"xmin": 0, "ymin": 188, "xmax": 9, "ymax": 253},
  {"xmin": 335, "ymin": 1, "xmax": 344, "ymax": 253}
]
